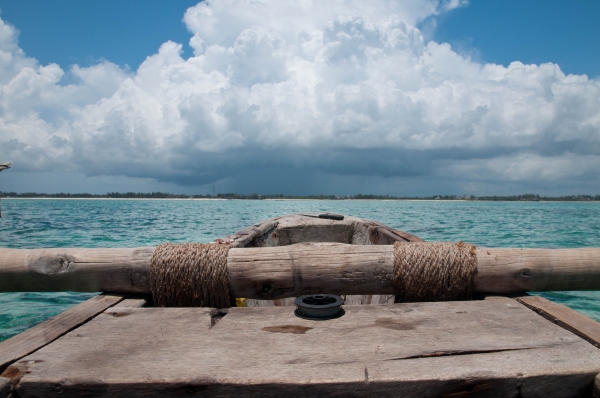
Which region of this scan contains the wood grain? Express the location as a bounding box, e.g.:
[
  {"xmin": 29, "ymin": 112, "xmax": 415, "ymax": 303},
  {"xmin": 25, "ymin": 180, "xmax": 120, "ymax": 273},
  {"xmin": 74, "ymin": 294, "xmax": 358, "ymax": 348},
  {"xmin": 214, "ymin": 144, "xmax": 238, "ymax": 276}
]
[
  {"xmin": 113, "ymin": 297, "xmax": 149, "ymax": 308},
  {"xmin": 0, "ymin": 247, "xmax": 153, "ymax": 293},
  {"xmin": 228, "ymin": 243, "xmax": 395, "ymax": 299},
  {"xmin": 230, "ymin": 244, "xmax": 600, "ymax": 299},
  {"xmin": 0, "ymin": 294, "xmax": 124, "ymax": 373},
  {"xmin": 7, "ymin": 298, "xmax": 600, "ymax": 397},
  {"xmin": 218, "ymin": 214, "xmax": 423, "ymax": 247},
  {"xmin": 0, "ymin": 376, "xmax": 10, "ymax": 398},
  {"xmin": 475, "ymin": 247, "xmax": 600, "ymax": 293},
  {"xmin": 2, "ymin": 244, "xmax": 600, "ymax": 299},
  {"xmin": 517, "ymin": 295, "xmax": 600, "ymax": 348},
  {"xmin": 245, "ymin": 295, "xmax": 396, "ymax": 307}
]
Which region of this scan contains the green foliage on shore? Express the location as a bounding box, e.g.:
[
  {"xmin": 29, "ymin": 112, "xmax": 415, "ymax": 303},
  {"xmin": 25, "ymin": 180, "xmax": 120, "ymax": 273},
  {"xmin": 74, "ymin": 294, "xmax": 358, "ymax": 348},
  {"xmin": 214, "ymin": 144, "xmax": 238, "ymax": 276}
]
[{"xmin": 1, "ymin": 191, "xmax": 599, "ymax": 201}]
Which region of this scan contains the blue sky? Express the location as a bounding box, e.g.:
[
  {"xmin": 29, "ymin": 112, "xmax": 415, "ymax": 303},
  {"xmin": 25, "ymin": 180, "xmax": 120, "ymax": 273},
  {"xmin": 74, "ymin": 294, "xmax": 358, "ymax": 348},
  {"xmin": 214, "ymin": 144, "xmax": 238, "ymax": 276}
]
[
  {"xmin": 0, "ymin": 0, "xmax": 599, "ymax": 195},
  {"xmin": 434, "ymin": 0, "xmax": 600, "ymax": 78},
  {"xmin": 0, "ymin": 0, "xmax": 199, "ymax": 70},
  {"xmin": 1, "ymin": 0, "xmax": 598, "ymax": 77}
]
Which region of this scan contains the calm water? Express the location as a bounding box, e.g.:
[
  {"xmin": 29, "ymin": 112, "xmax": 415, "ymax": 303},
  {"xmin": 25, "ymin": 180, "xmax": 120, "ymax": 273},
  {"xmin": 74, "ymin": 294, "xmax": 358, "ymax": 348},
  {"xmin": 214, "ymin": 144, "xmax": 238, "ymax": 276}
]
[{"xmin": 1, "ymin": 199, "xmax": 599, "ymax": 341}]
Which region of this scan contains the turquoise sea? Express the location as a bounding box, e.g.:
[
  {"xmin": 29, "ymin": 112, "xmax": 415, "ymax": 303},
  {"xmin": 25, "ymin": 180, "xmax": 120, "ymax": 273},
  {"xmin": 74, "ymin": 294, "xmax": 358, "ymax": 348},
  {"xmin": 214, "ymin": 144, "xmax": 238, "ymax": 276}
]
[{"xmin": 1, "ymin": 199, "xmax": 599, "ymax": 342}]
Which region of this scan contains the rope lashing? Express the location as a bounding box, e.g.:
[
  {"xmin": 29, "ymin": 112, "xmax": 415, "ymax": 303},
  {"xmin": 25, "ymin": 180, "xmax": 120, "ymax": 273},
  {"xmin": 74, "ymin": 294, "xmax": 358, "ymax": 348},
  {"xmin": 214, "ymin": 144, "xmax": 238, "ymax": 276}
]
[
  {"xmin": 393, "ymin": 241, "xmax": 478, "ymax": 302},
  {"xmin": 150, "ymin": 243, "xmax": 232, "ymax": 308},
  {"xmin": 150, "ymin": 241, "xmax": 477, "ymax": 306}
]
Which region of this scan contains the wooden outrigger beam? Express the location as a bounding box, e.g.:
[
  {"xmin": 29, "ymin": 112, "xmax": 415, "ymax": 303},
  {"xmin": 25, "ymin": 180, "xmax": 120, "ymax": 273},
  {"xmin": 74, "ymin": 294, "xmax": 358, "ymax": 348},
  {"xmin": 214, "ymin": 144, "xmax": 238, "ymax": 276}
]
[{"xmin": 1, "ymin": 243, "xmax": 599, "ymax": 299}]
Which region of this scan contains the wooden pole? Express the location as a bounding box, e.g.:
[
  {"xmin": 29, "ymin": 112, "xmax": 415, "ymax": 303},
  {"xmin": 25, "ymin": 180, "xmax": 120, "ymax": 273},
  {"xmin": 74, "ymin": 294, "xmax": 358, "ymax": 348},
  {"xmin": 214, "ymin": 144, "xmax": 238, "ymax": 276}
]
[
  {"xmin": 1, "ymin": 244, "xmax": 600, "ymax": 299},
  {"xmin": 0, "ymin": 247, "xmax": 153, "ymax": 293},
  {"xmin": 475, "ymin": 247, "xmax": 600, "ymax": 294}
]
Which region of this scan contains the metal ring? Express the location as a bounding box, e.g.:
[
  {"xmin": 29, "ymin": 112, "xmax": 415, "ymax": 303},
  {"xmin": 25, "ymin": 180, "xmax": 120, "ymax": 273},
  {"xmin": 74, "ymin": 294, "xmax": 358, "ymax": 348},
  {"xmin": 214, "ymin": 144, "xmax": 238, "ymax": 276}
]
[{"xmin": 294, "ymin": 294, "xmax": 345, "ymax": 320}]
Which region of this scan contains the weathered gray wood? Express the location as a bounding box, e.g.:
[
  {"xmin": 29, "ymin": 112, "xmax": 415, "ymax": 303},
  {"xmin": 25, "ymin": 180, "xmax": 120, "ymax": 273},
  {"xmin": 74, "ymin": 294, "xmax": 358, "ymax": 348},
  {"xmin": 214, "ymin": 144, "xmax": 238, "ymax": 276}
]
[
  {"xmin": 3, "ymin": 244, "xmax": 600, "ymax": 299},
  {"xmin": 113, "ymin": 297, "xmax": 149, "ymax": 308},
  {"xmin": 217, "ymin": 220, "xmax": 280, "ymax": 247},
  {"xmin": 217, "ymin": 213, "xmax": 423, "ymax": 247},
  {"xmin": 245, "ymin": 298, "xmax": 296, "ymax": 307},
  {"xmin": 228, "ymin": 243, "xmax": 395, "ymax": 300},
  {"xmin": 6, "ymin": 298, "xmax": 600, "ymax": 397},
  {"xmin": 229, "ymin": 244, "xmax": 600, "ymax": 299},
  {"xmin": 0, "ymin": 247, "xmax": 153, "ymax": 293},
  {"xmin": 518, "ymin": 295, "xmax": 600, "ymax": 348},
  {"xmin": 475, "ymin": 247, "xmax": 600, "ymax": 294},
  {"xmin": 343, "ymin": 294, "xmax": 395, "ymax": 305},
  {"xmin": 0, "ymin": 294, "xmax": 124, "ymax": 373},
  {"xmin": 0, "ymin": 377, "xmax": 10, "ymax": 398},
  {"xmin": 246, "ymin": 295, "xmax": 395, "ymax": 307}
]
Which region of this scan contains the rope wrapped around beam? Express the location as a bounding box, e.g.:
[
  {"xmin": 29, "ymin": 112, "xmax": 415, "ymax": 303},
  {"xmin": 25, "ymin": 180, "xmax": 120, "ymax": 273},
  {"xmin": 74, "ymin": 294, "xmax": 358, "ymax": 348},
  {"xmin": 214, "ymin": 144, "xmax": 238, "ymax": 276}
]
[
  {"xmin": 150, "ymin": 243, "xmax": 232, "ymax": 308},
  {"xmin": 393, "ymin": 241, "xmax": 478, "ymax": 302}
]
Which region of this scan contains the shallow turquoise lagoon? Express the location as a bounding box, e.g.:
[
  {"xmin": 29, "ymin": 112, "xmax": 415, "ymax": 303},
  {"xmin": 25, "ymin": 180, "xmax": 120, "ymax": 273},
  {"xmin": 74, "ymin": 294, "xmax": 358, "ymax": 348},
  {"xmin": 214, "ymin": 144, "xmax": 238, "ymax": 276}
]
[{"xmin": 1, "ymin": 199, "xmax": 599, "ymax": 341}]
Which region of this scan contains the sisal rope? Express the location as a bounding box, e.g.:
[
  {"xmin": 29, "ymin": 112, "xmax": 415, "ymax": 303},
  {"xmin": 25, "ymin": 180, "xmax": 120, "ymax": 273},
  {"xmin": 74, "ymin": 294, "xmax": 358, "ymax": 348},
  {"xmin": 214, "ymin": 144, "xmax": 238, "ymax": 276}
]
[
  {"xmin": 150, "ymin": 243, "xmax": 232, "ymax": 308},
  {"xmin": 393, "ymin": 241, "xmax": 477, "ymax": 302}
]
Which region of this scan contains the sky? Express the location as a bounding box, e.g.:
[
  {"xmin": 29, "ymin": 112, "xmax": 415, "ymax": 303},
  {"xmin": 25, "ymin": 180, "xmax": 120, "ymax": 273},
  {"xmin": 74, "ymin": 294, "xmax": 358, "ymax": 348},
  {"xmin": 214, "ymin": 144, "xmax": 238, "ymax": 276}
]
[{"xmin": 0, "ymin": 0, "xmax": 598, "ymax": 196}]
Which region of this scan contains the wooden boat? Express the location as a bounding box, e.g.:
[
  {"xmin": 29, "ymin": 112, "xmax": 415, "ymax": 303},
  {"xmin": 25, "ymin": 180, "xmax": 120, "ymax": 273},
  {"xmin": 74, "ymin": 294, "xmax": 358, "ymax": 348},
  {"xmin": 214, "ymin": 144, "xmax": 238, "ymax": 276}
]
[
  {"xmin": 1, "ymin": 213, "xmax": 600, "ymax": 397},
  {"xmin": 218, "ymin": 212, "xmax": 424, "ymax": 307}
]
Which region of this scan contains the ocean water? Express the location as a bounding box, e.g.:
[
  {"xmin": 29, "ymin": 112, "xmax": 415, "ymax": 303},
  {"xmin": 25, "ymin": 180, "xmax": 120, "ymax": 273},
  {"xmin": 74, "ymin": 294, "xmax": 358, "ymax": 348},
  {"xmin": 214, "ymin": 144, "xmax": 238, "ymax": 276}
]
[{"xmin": 1, "ymin": 199, "xmax": 599, "ymax": 341}]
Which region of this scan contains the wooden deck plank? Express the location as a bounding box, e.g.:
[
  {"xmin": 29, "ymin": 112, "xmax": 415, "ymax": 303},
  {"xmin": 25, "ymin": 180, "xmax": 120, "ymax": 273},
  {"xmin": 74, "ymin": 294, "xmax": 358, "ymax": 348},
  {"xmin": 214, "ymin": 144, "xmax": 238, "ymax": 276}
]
[
  {"xmin": 0, "ymin": 294, "xmax": 124, "ymax": 373},
  {"xmin": 366, "ymin": 348, "xmax": 598, "ymax": 398},
  {"xmin": 113, "ymin": 297, "xmax": 149, "ymax": 308},
  {"xmin": 6, "ymin": 298, "xmax": 600, "ymax": 397},
  {"xmin": 246, "ymin": 295, "xmax": 396, "ymax": 307},
  {"xmin": 517, "ymin": 295, "xmax": 600, "ymax": 348},
  {"xmin": 0, "ymin": 376, "xmax": 10, "ymax": 398}
]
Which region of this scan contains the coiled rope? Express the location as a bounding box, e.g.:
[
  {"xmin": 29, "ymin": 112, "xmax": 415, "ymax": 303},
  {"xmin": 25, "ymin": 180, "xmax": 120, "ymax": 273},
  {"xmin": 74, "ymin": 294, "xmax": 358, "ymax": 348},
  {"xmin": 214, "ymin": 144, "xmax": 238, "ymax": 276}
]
[
  {"xmin": 149, "ymin": 241, "xmax": 478, "ymax": 307},
  {"xmin": 393, "ymin": 241, "xmax": 477, "ymax": 302},
  {"xmin": 150, "ymin": 243, "xmax": 232, "ymax": 308}
]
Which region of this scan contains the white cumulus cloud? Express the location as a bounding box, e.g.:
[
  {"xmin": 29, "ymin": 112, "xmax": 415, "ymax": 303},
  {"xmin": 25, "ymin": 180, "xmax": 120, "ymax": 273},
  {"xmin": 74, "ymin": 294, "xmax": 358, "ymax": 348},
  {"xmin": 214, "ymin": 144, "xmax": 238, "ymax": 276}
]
[{"xmin": 0, "ymin": 0, "xmax": 599, "ymax": 194}]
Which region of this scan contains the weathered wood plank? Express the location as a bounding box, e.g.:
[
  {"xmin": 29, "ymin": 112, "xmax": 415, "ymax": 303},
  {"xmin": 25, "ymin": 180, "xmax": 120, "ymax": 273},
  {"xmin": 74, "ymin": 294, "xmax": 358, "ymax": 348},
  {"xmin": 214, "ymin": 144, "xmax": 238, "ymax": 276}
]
[
  {"xmin": 7, "ymin": 299, "xmax": 600, "ymax": 397},
  {"xmin": 343, "ymin": 294, "xmax": 395, "ymax": 305},
  {"xmin": 217, "ymin": 214, "xmax": 423, "ymax": 247},
  {"xmin": 0, "ymin": 376, "xmax": 10, "ymax": 398},
  {"xmin": 228, "ymin": 243, "xmax": 395, "ymax": 299},
  {"xmin": 0, "ymin": 294, "xmax": 124, "ymax": 373},
  {"xmin": 476, "ymin": 247, "xmax": 600, "ymax": 293},
  {"xmin": 252, "ymin": 294, "xmax": 398, "ymax": 307},
  {"xmin": 245, "ymin": 298, "xmax": 297, "ymax": 307},
  {"xmin": 517, "ymin": 295, "xmax": 600, "ymax": 348},
  {"xmin": 0, "ymin": 247, "xmax": 153, "ymax": 293},
  {"xmin": 3, "ymin": 243, "xmax": 600, "ymax": 298},
  {"xmin": 113, "ymin": 297, "xmax": 150, "ymax": 308},
  {"xmin": 229, "ymin": 244, "xmax": 600, "ymax": 299}
]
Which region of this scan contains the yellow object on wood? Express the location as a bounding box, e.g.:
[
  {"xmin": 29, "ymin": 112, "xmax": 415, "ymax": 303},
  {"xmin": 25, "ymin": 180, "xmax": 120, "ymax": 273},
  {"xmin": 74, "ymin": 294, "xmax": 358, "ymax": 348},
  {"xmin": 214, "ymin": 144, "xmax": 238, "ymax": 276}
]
[{"xmin": 235, "ymin": 298, "xmax": 247, "ymax": 307}]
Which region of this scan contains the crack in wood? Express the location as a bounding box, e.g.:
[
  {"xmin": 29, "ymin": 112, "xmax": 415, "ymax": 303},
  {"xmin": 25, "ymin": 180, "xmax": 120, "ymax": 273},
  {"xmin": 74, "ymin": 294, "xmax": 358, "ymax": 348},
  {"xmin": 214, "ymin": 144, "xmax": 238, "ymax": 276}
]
[
  {"xmin": 387, "ymin": 345, "xmax": 560, "ymax": 360},
  {"xmin": 209, "ymin": 309, "xmax": 228, "ymax": 328},
  {"xmin": 518, "ymin": 295, "xmax": 600, "ymax": 348}
]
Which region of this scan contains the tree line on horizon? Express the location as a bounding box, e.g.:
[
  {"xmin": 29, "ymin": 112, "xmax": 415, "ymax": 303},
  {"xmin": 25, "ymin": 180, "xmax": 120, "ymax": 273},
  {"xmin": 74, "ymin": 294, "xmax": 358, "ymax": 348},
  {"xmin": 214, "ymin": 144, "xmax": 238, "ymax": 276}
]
[{"xmin": 1, "ymin": 192, "xmax": 599, "ymax": 201}]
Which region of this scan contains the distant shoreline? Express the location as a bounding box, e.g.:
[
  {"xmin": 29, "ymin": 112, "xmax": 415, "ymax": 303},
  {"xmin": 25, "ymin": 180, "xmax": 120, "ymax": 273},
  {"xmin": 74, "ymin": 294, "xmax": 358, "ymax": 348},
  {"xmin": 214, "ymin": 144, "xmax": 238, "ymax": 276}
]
[
  {"xmin": 1, "ymin": 197, "xmax": 228, "ymax": 201},
  {"xmin": 1, "ymin": 197, "xmax": 467, "ymax": 202},
  {"xmin": 1, "ymin": 191, "xmax": 599, "ymax": 202},
  {"xmin": 2, "ymin": 197, "xmax": 599, "ymax": 203}
]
